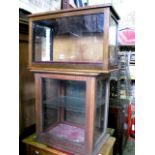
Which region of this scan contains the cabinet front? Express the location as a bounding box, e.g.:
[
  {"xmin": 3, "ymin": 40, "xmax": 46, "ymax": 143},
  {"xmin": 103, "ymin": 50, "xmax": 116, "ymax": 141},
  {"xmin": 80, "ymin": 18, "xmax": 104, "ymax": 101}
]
[
  {"xmin": 34, "ymin": 73, "xmax": 109, "ymax": 155},
  {"xmin": 35, "ymin": 74, "xmax": 88, "ymax": 154},
  {"xmin": 41, "ymin": 78, "xmax": 86, "ymax": 144},
  {"xmin": 28, "ymin": 5, "xmax": 120, "ymax": 72},
  {"xmin": 32, "ymin": 13, "xmax": 104, "ymax": 64}
]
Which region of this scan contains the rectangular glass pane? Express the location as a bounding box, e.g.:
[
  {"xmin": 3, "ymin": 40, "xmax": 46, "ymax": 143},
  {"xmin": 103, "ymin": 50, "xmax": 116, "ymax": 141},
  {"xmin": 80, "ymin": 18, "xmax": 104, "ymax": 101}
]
[
  {"xmin": 42, "ymin": 78, "xmax": 59, "ymax": 129},
  {"xmin": 33, "ymin": 25, "xmax": 52, "ymax": 62},
  {"xmin": 109, "ymin": 16, "xmax": 117, "ymax": 66},
  {"xmin": 64, "ymin": 81, "xmax": 86, "ymax": 125},
  {"xmin": 42, "ymin": 78, "xmax": 86, "ymax": 144},
  {"xmin": 94, "ymin": 79, "xmax": 106, "ymax": 144},
  {"xmin": 32, "ymin": 13, "xmax": 104, "ymax": 63}
]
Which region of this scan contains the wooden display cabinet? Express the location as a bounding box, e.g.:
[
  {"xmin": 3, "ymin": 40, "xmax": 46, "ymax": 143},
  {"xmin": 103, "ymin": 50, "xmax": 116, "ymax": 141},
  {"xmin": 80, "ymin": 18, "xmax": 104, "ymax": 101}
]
[
  {"xmin": 33, "ymin": 72, "xmax": 110, "ymax": 155},
  {"xmin": 28, "ymin": 4, "xmax": 119, "ymax": 73},
  {"xmin": 27, "ymin": 4, "xmax": 120, "ymax": 155}
]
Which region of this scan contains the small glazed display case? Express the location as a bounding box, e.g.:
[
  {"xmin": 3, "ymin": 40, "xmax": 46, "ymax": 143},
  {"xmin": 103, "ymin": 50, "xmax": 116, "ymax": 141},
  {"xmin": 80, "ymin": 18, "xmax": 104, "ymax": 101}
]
[
  {"xmin": 28, "ymin": 4, "xmax": 119, "ymax": 73},
  {"xmin": 27, "ymin": 4, "xmax": 120, "ymax": 155},
  {"xmin": 34, "ymin": 73, "xmax": 110, "ymax": 155}
]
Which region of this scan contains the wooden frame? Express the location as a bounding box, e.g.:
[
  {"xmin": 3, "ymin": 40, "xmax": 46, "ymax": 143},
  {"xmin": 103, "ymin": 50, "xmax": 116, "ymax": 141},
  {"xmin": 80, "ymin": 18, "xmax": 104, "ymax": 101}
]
[
  {"xmin": 34, "ymin": 72, "xmax": 110, "ymax": 155},
  {"xmin": 28, "ymin": 4, "xmax": 120, "ymax": 74}
]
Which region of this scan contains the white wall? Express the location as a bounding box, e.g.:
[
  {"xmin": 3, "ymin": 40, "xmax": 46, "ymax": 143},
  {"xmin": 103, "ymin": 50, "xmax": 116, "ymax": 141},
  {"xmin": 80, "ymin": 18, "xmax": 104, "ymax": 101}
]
[
  {"xmin": 89, "ymin": 0, "xmax": 135, "ymax": 29},
  {"xmin": 19, "ymin": 0, "xmax": 135, "ymax": 29},
  {"xmin": 19, "ymin": 0, "xmax": 61, "ymax": 13}
]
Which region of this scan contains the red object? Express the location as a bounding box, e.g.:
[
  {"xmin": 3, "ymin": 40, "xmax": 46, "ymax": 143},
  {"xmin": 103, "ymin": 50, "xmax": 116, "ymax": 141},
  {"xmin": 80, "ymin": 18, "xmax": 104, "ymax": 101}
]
[
  {"xmin": 118, "ymin": 28, "xmax": 135, "ymax": 45},
  {"xmin": 127, "ymin": 103, "xmax": 132, "ymax": 136},
  {"xmin": 130, "ymin": 117, "xmax": 135, "ymax": 138}
]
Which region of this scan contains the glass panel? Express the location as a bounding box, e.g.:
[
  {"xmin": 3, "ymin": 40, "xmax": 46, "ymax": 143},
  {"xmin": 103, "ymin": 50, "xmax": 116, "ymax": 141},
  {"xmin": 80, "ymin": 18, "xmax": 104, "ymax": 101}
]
[
  {"xmin": 109, "ymin": 16, "xmax": 117, "ymax": 66},
  {"xmin": 42, "ymin": 78, "xmax": 86, "ymax": 144},
  {"xmin": 32, "ymin": 13, "xmax": 104, "ymax": 63},
  {"xmin": 42, "ymin": 78, "xmax": 59, "ymax": 129},
  {"xmin": 33, "ymin": 25, "xmax": 52, "ymax": 62},
  {"xmin": 94, "ymin": 79, "xmax": 106, "ymax": 145},
  {"xmin": 64, "ymin": 81, "xmax": 86, "ymax": 125}
]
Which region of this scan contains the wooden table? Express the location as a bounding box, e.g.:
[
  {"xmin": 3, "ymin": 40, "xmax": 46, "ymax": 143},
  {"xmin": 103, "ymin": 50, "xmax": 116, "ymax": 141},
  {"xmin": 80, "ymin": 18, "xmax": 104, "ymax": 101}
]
[{"xmin": 23, "ymin": 134, "xmax": 116, "ymax": 155}]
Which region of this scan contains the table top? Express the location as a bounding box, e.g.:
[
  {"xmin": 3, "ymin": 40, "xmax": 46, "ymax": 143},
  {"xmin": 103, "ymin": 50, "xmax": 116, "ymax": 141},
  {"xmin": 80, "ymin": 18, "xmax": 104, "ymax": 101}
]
[{"xmin": 23, "ymin": 133, "xmax": 116, "ymax": 155}]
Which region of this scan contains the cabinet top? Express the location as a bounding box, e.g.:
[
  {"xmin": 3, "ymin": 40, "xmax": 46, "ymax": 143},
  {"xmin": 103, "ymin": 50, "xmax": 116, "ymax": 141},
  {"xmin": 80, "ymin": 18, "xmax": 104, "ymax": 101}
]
[{"xmin": 28, "ymin": 4, "xmax": 120, "ymax": 20}]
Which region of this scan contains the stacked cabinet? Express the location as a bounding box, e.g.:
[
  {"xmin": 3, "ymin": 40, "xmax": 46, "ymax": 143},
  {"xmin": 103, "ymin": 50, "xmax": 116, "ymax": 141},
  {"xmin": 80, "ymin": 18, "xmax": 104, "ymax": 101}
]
[{"xmin": 28, "ymin": 4, "xmax": 119, "ymax": 155}]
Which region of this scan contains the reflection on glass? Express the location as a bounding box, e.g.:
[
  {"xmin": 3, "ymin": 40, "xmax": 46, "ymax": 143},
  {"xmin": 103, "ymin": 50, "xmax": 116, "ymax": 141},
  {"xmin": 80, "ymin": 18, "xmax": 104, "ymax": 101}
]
[
  {"xmin": 64, "ymin": 81, "xmax": 85, "ymax": 124},
  {"xmin": 32, "ymin": 13, "xmax": 104, "ymax": 63},
  {"xmin": 94, "ymin": 79, "xmax": 106, "ymax": 145},
  {"xmin": 42, "ymin": 78, "xmax": 59, "ymax": 129},
  {"xmin": 41, "ymin": 78, "xmax": 86, "ymax": 144},
  {"xmin": 33, "ymin": 25, "xmax": 51, "ymax": 61},
  {"xmin": 109, "ymin": 16, "xmax": 117, "ymax": 66}
]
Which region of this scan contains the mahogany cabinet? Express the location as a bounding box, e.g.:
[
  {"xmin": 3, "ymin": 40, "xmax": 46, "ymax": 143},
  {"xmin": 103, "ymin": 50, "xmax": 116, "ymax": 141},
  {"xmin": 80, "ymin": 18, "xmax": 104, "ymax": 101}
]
[
  {"xmin": 33, "ymin": 72, "xmax": 110, "ymax": 155},
  {"xmin": 27, "ymin": 4, "xmax": 119, "ymax": 155},
  {"xmin": 28, "ymin": 4, "xmax": 119, "ymax": 73}
]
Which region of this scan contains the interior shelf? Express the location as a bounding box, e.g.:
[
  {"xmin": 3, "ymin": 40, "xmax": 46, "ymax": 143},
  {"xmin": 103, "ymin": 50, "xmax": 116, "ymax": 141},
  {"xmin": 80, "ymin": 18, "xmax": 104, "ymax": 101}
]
[{"xmin": 43, "ymin": 96, "xmax": 85, "ymax": 113}]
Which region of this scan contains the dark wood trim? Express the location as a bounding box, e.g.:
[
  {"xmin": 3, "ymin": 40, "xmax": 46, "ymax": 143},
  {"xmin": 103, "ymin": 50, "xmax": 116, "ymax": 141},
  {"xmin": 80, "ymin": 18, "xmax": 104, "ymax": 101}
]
[
  {"xmin": 35, "ymin": 73, "xmax": 92, "ymax": 81},
  {"xmin": 29, "ymin": 67, "xmax": 118, "ymax": 75},
  {"xmin": 103, "ymin": 7, "xmax": 110, "ymax": 70},
  {"xmin": 28, "ymin": 19, "xmax": 32, "ymax": 69},
  {"xmin": 35, "ymin": 74, "xmax": 43, "ymax": 135},
  {"xmin": 29, "ymin": 8, "xmax": 104, "ymax": 21},
  {"xmin": 28, "ymin": 4, "xmax": 119, "ymax": 20},
  {"xmin": 29, "ymin": 63, "xmax": 104, "ymax": 73},
  {"xmin": 104, "ymin": 78, "xmax": 110, "ymax": 131},
  {"xmin": 85, "ymin": 77, "xmax": 96, "ymax": 153},
  {"xmin": 60, "ymin": 81, "xmax": 65, "ymax": 122}
]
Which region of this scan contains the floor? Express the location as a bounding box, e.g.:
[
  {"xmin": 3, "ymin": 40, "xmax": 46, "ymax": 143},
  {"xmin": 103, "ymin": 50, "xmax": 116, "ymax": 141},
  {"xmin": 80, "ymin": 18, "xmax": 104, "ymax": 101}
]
[{"xmin": 123, "ymin": 137, "xmax": 135, "ymax": 155}]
